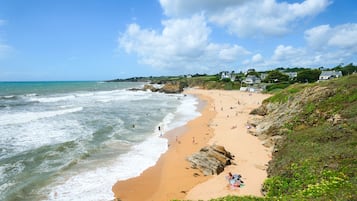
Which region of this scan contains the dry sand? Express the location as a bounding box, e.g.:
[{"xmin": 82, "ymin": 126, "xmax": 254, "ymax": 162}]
[{"xmin": 112, "ymin": 89, "xmax": 271, "ymax": 201}]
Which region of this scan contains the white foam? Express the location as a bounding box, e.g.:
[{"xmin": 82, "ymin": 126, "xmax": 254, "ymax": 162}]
[
  {"xmin": 95, "ymin": 90, "xmax": 152, "ymax": 103},
  {"xmin": 165, "ymin": 95, "xmax": 201, "ymax": 131},
  {"xmin": 0, "ymin": 107, "xmax": 83, "ymax": 126},
  {"xmin": 2, "ymin": 95, "xmax": 15, "ymax": 99},
  {"xmin": 45, "ymin": 135, "xmax": 168, "ymax": 201},
  {"xmin": 30, "ymin": 95, "xmax": 76, "ymax": 103},
  {"xmin": 43, "ymin": 95, "xmax": 200, "ymax": 201},
  {"xmin": 25, "ymin": 93, "xmax": 37, "ymax": 97}
]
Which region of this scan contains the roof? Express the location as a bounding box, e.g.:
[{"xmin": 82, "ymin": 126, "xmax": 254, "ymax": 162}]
[{"xmin": 320, "ymin": 71, "xmax": 343, "ymax": 77}]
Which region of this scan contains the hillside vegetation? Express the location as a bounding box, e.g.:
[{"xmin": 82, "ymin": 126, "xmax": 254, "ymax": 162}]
[{"xmin": 176, "ymin": 74, "xmax": 357, "ymax": 201}]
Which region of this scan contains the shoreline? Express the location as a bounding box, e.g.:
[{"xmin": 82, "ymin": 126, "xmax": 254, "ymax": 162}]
[{"xmin": 112, "ymin": 89, "xmax": 271, "ymax": 201}]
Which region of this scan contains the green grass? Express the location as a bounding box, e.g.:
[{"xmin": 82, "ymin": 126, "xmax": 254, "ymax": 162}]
[{"xmin": 263, "ymin": 83, "xmax": 308, "ymax": 103}]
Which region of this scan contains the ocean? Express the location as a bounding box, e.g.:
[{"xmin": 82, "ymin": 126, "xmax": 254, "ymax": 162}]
[{"xmin": 0, "ymin": 81, "xmax": 201, "ymax": 201}]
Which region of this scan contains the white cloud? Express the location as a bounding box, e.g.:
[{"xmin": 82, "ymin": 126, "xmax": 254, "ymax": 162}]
[
  {"xmin": 160, "ymin": 0, "xmax": 331, "ymax": 38},
  {"xmin": 159, "ymin": 0, "xmax": 247, "ymax": 17},
  {"xmin": 304, "ymin": 24, "xmax": 331, "ymax": 48},
  {"xmin": 119, "ymin": 15, "xmax": 250, "ymax": 72},
  {"xmin": 272, "ymin": 45, "xmax": 306, "ymax": 61},
  {"xmin": 306, "ymin": 23, "xmax": 357, "ymax": 50},
  {"xmin": 250, "ymin": 39, "xmax": 356, "ymax": 69},
  {"xmin": 252, "ymin": 54, "xmax": 264, "ymax": 63},
  {"xmin": 209, "ymin": 0, "xmax": 331, "ymax": 37}
]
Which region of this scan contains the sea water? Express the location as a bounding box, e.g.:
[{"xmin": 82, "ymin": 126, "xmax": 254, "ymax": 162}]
[{"xmin": 0, "ymin": 81, "xmax": 201, "ymax": 201}]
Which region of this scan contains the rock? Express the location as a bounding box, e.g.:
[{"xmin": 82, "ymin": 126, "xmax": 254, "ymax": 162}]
[
  {"xmin": 249, "ymin": 86, "xmax": 337, "ymax": 151},
  {"xmin": 187, "ymin": 145, "xmax": 234, "ymax": 176},
  {"xmin": 143, "ymin": 84, "xmax": 159, "ymax": 92},
  {"xmin": 159, "ymin": 81, "xmax": 187, "ymax": 93}
]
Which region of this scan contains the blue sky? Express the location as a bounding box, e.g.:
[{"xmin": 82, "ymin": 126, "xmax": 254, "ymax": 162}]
[{"xmin": 0, "ymin": 0, "xmax": 356, "ymax": 81}]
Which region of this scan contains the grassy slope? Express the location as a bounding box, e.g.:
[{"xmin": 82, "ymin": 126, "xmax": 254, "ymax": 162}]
[{"xmin": 174, "ymin": 74, "xmax": 357, "ymax": 201}]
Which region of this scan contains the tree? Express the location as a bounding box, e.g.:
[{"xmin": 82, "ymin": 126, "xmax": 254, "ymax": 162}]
[
  {"xmin": 247, "ymin": 71, "xmax": 260, "ymax": 77},
  {"xmin": 296, "ymin": 69, "xmax": 321, "ymax": 83},
  {"xmin": 333, "ymin": 63, "xmax": 357, "ymax": 75},
  {"xmin": 264, "ymin": 70, "xmax": 289, "ymax": 83}
]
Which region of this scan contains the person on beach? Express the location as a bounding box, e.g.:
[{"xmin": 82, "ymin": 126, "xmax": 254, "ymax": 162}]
[
  {"xmin": 226, "ymin": 172, "xmax": 244, "ymax": 188},
  {"xmin": 158, "ymin": 126, "xmax": 162, "ymax": 136}
]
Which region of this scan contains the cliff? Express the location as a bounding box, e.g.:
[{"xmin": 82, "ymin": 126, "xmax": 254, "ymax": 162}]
[{"xmin": 246, "ymin": 74, "xmax": 357, "ymax": 200}]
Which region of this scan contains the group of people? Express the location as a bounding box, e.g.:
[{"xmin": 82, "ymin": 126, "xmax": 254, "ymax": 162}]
[{"xmin": 226, "ymin": 172, "xmax": 244, "ymax": 189}]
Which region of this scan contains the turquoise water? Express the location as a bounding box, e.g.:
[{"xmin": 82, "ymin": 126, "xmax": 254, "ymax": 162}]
[{"xmin": 0, "ymin": 81, "xmax": 200, "ymax": 201}]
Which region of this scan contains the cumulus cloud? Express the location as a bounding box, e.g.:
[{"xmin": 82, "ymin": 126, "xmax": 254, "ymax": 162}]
[
  {"xmin": 252, "ymin": 54, "xmax": 264, "ymax": 63},
  {"xmin": 241, "ymin": 23, "xmax": 357, "ymax": 68},
  {"xmin": 119, "ymin": 15, "xmax": 250, "ymax": 72},
  {"xmin": 159, "ymin": 0, "xmax": 247, "ymax": 17},
  {"xmin": 305, "ymin": 23, "xmax": 357, "ymax": 50},
  {"xmin": 160, "ymin": 0, "xmax": 331, "ymax": 37},
  {"xmin": 209, "ymin": 0, "xmax": 331, "ymax": 37}
]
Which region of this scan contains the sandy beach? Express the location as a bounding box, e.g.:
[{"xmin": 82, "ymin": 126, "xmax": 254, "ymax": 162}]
[{"xmin": 112, "ymin": 89, "xmax": 271, "ymax": 201}]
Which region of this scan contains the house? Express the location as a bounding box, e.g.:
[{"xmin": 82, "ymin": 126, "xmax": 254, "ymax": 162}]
[
  {"xmin": 319, "ymin": 71, "xmax": 343, "ymax": 80},
  {"xmin": 243, "ymin": 75, "xmax": 261, "ymax": 85},
  {"xmin": 220, "ymin": 71, "xmax": 236, "ymax": 81}
]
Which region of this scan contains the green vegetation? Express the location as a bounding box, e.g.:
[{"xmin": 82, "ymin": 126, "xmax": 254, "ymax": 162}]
[
  {"xmin": 263, "ymin": 75, "xmax": 357, "ymax": 200},
  {"xmin": 109, "ymin": 63, "xmax": 357, "ymax": 92},
  {"xmin": 174, "ymin": 74, "xmax": 357, "ymax": 201},
  {"xmin": 263, "ymin": 70, "xmax": 289, "ymax": 83},
  {"xmin": 296, "ymin": 69, "xmax": 321, "ymax": 83},
  {"xmin": 263, "ymin": 83, "xmax": 308, "ymax": 103}
]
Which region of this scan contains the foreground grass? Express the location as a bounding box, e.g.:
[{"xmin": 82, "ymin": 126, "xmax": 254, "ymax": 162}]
[{"xmin": 174, "ymin": 74, "xmax": 357, "ymax": 201}]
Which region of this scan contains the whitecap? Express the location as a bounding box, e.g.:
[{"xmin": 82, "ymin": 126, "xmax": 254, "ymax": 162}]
[
  {"xmin": 44, "ymin": 135, "xmax": 168, "ymax": 201},
  {"xmin": 0, "ymin": 107, "xmax": 83, "ymax": 126},
  {"xmin": 29, "ymin": 95, "xmax": 76, "ymax": 103}
]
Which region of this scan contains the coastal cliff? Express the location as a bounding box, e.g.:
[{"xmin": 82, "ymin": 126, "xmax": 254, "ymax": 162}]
[{"xmin": 246, "ymin": 74, "xmax": 357, "ymax": 200}]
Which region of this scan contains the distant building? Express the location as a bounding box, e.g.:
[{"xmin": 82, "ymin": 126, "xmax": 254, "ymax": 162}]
[
  {"xmin": 243, "ymin": 75, "xmax": 261, "ymax": 84},
  {"xmin": 319, "ymin": 71, "xmax": 343, "ymax": 80},
  {"xmin": 220, "ymin": 71, "xmax": 236, "ymax": 81}
]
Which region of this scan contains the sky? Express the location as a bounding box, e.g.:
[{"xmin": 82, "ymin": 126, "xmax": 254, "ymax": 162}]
[{"xmin": 0, "ymin": 0, "xmax": 356, "ymax": 81}]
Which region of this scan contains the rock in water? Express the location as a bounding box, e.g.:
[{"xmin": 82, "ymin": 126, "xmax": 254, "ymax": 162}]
[{"xmin": 187, "ymin": 145, "xmax": 234, "ymax": 176}]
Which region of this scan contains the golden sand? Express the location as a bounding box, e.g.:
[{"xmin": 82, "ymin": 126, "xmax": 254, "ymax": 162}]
[{"xmin": 112, "ymin": 89, "xmax": 271, "ymax": 201}]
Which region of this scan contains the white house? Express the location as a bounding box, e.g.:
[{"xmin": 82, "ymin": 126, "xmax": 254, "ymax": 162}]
[
  {"xmin": 319, "ymin": 71, "xmax": 343, "ymax": 80},
  {"xmin": 243, "ymin": 75, "xmax": 261, "ymax": 84},
  {"xmin": 220, "ymin": 71, "xmax": 236, "ymax": 81}
]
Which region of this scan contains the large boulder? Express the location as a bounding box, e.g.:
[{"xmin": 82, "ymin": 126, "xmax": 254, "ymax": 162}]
[
  {"xmin": 187, "ymin": 145, "xmax": 234, "ymax": 176},
  {"xmin": 159, "ymin": 81, "xmax": 186, "ymax": 93}
]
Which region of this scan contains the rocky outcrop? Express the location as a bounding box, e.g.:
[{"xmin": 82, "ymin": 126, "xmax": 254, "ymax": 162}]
[
  {"xmin": 248, "ymin": 86, "xmax": 337, "ymax": 151},
  {"xmin": 129, "ymin": 81, "xmax": 187, "ymax": 93},
  {"xmin": 159, "ymin": 81, "xmax": 186, "ymax": 93},
  {"xmin": 143, "ymin": 84, "xmax": 159, "ymax": 92},
  {"xmin": 187, "ymin": 145, "xmax": 234, "ymax": 176}
]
